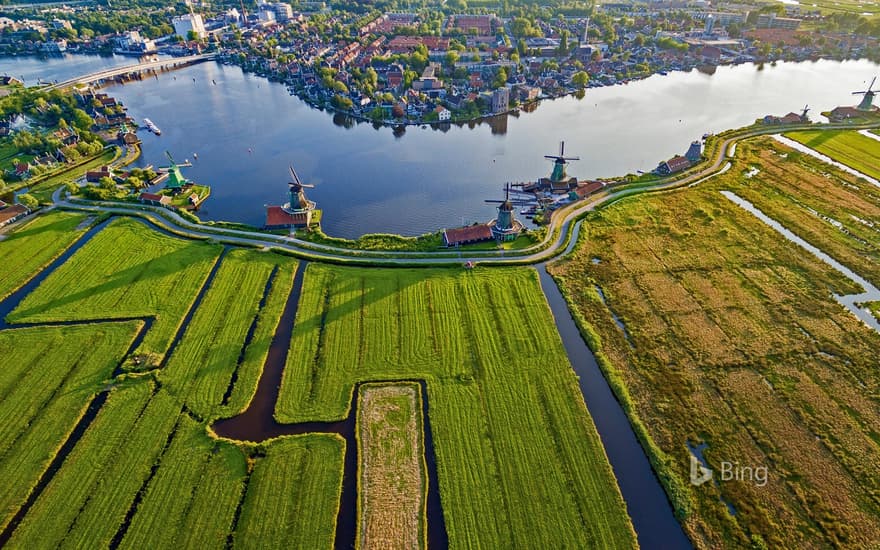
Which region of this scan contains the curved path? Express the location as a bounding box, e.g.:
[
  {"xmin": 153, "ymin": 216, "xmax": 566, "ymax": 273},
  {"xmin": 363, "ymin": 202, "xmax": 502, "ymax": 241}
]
[{"xmin": 52, "ymin": 120, "xmax": 880, "ymax": 266}]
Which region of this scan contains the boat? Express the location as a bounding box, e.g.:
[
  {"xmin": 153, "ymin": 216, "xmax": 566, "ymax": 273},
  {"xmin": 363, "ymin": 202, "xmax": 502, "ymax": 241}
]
[{"xmin": 143, "ymin": 118, "xmax": 161, "ymax": 135}]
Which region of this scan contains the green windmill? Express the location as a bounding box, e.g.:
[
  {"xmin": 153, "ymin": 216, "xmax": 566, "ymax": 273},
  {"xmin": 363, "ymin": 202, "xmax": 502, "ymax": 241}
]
[
  {"xmin": 853, "ymin": 76, "xmax": 878, "ymax": 112},
  {"xmin": 545, "ymin": 141, "xmax": 580, "ymax": 183},
  {"xmin": 485, "ymin": 183, "xmax": 527, "ymax": 242},
  {"xmin": 163, "ymin": 151, "xmax": 191, "ymax": 192}
]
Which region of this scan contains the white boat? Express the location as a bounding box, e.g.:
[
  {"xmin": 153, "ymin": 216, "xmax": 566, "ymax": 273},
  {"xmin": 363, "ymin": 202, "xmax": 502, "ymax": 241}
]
[{"xmin": 143, "ymin": 118, "xmax": 161, "ymax": 135}]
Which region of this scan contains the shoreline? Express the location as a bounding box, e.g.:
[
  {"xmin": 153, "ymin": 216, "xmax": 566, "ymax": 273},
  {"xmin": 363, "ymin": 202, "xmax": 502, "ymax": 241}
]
[
  {"xmin": 226, "ymin": 53, "xmax": 879, "ymax": 130},
  {"xmin": 51, "ymin": 118, "xmax": 880, "ymax": 264}
]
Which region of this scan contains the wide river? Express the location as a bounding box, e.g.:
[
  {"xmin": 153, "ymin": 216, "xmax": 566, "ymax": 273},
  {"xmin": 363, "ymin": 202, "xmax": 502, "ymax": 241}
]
[{"xmin": 4, "ymin": 54, "xmax": 879, "ymax": 238}]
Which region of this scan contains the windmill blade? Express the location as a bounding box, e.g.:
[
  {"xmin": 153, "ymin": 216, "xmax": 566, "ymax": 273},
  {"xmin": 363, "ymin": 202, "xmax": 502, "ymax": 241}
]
[
  {"xmin": 869, "ymin": 76, "xmax": 877, "ymax": 91},
  {"xmin": 165, "ymin": 150, "xmax": 175, "ymax": 165},
  {"xmin": 289, "ymin": 164, "xmax": 303, "ymax": 186},
  {"xmin": 300, "ymin": 183, "xmax": 315, "ymax": 188},
  {"xmin": 853, "ymin": 91, "xmax": 868, "ymax": 95}
]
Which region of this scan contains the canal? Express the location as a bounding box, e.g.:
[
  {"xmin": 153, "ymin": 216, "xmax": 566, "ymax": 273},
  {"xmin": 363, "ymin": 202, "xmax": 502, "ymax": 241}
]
[{"xmin": 5, "ymin": 55, "xmax": 879, "ymax": 238}]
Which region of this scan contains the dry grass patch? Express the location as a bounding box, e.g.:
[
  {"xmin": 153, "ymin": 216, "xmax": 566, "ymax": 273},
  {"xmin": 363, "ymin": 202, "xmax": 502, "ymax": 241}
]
[
  {"xmin": 551, "ymin": 149, "xmax": 880, "ymax": 548},
  {"xmin": 357, "ymin": 383, "xmax": 425, "ymax": 550}
]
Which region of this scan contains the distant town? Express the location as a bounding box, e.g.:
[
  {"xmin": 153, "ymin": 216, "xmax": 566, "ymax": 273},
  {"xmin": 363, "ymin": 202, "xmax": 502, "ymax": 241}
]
[{"xmin": 2, "ymin": 0, "xmax": 879, "ymax": 125}]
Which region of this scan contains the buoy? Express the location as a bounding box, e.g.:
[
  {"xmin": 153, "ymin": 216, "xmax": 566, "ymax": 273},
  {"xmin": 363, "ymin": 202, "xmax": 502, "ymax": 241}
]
[{"xmin": 193, "ymin": 153, "xmax": 198, "ymax": 160}]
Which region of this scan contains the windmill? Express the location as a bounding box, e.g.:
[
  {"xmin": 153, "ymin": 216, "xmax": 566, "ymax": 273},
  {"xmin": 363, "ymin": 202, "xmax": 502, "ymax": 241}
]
[
  {"xmin": 853, "ymin": 76, "xmax": 878, "ymax": 111},
  {"xmin": 545, "ymin": 141, "xmax": 580, "ymax": 184},
  {"xmin": 800, "ymin": 104, "xmax": 810, "ymax": 121},
  {"xmin": 285, "ymin": 164, "xmax": 316, "ymax": 213},
  {"xmin": 163, "ymin": 151, "xmax": 191, "ymax": 192},
  {"xmin": 484, "ymin": 183, "xmax": 526, "ymax": 240}
]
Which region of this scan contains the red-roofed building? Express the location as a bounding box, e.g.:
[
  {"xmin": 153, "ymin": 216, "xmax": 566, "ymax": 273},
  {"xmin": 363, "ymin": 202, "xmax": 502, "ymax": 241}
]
[
  {"xmin": 138, "ymin": 192, "xmax": 171, "ymax": 206},
  {"xmin": 0, "ymin": 204, "xmax": 29, "ymax": 227},
  {"xmin": 448, "ymin": 14, "xmax": 498, "ymax": 36},
  {"xmin": 655, "ymin": 155, "xmax": 691, "ymax": 175},
  {"xmin": 443, "ymin": 224, "xmax": 494, "ymax": 247},
  {"xmin": 387, "ymin": 36, "xmax": 450, "ymax": 53},
  {"xmin": 265, "ymin": 205, "xmax": 312, "ymax": 230},
  {"xmin": 829, "ymin": 106, "xmax": 870, "ymax": 121},
  {"xmin": 14, "ymin": 162, "xmax": 30, "ymax": 178},
  {"xmin": 568, "ymin": 181, "xmax": 606, "ymax": 201},
  {"xmin": 86, "ymin": 165, "xmax": 113, "ymax": 183}
]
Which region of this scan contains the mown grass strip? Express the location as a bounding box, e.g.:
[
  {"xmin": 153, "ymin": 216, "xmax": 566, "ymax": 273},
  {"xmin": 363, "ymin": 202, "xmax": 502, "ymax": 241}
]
[
  {"xmin": 6, "ymin": 382, "xmax": 154, "ymax": 547},
  {"xmin": 0, "ymin": 211, "xmax": 88, "ymax": 301},
  {"xmin": 785, "ymin": 129, "xmax": 880, "ymax": 181},
  {"xmin": 0, "ymin": 322, "xmax": 141, "ymax": 532},
  {"xmin": 114, "ymin": 413, "xmax": 208, "ymax": 548},
  {"xmin": 7, "ymin": 217, "xmax": 222, "ymax": 365},
  {"xmin": 233, "ymin": 434, "xmax": 345, "ymax": 550},
  {"xmin": 276, "ymin": 265, "xmax": 636, "ymax": 549},
  {"xmin": 159, "ymin": 249, "xmax": 297, "ymax": 419}
]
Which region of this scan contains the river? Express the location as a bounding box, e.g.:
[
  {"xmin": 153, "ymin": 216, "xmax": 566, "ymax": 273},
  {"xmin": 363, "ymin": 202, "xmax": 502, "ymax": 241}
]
[{"xmin": 3, "ymin": 55, "xmax": 879, "ymax": 238}]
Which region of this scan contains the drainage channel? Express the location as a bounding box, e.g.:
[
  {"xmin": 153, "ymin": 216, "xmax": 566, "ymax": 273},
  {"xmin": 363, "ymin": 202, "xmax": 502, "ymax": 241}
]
[
  {"xmin": 212, "ymin": 261, "xmax": 448, "ymax": 549},
  {"xmin": 536, "ymin": 265, "xmax": 692, "ymax": 550}
]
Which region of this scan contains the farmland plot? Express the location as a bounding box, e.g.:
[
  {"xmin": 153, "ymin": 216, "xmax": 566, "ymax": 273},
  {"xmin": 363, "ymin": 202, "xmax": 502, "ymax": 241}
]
[
  {"xmin": 0, "ymin": 322, "xmax": 140, "ymax": 532},
  {"xmin": 0, "ymin": 211, "xmax": 89, "ymax": 301},
  {"xmin": 277, "ymin": 264, "xmax": 637, "ymax": 549},
  {"xmin": 551, "ymin": 138, "xmax": 880, "ymax": 549},
  {"xmin": 6, "ymin": 217, "xmax": 222, "ymax": 365}
]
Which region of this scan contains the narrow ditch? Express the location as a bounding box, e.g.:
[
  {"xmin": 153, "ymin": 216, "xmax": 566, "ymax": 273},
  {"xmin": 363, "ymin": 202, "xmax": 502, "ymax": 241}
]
[
  {"xmin": 222, "ymin": 265, "xmax": 279, "ymax": 406},
  {"xmin": 211, "ymin": 261, "xmax": 448, "ymax": 549},
  {"xmin": 536, "ymin": 265, "xmax": 692, "ymax": 549}
]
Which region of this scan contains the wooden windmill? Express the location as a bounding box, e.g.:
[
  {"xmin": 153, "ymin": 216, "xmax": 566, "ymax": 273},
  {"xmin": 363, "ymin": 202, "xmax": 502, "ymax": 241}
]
[
  {"xmin": 853, "ymin": 77, "xmax": 878, "ymax": 111},
  {"xmin": 285, "ymin": 164, "xmax": 316, "ymax": 214}
]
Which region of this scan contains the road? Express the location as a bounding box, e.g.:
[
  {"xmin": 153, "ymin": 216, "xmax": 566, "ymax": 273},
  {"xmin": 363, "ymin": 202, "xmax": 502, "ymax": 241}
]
[{"xmin": 52, "ymin": 119, "xmax": 880, "ymax": 266}]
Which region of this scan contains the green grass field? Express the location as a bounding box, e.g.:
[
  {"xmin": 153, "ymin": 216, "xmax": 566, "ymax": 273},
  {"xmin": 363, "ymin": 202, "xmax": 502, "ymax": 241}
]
[
  {"xmin": 277, "ymin": 264, "xmax": 637, "ymax": 549},
  {"xmin": 0, "ymin": 211, "xmax": 89, "ymax": 301},
  {"xmin": 158, "ymin": 249, "xmax": 297, "ymax": 420},
  {"xmin": 0, "ymin": 322, "xmax": 141, "ymax": 532},
  {"xmin": 551, "ymin": 135, "xmax": 880, "ymax": 548},
  {"xmin": 7, "ymin": 217, "xmax": 222, "ymax": 366},
  {"xmin": 1, "ymin": 213, "xmax": 635, "ymax": 548},
  {"xmin": 785, "ymin": 129, "xmax": 880, "ymax": 181},
  {"xmin": 233, "ymin": 435, "xmax": 344, "ymax": 549}
]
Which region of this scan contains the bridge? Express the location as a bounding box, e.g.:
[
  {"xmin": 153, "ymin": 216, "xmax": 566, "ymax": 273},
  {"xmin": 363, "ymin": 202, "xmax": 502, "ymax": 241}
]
[{"xmin": 44, "ymin": 53, "xmax": 217, "ymax": 91}]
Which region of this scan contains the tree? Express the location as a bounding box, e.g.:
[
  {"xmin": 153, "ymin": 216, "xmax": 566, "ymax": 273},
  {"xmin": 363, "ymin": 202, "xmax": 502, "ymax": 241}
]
[
  {"xmin": 558, "ymin": 30, "xmax": 569, "ymax": 55},
  {"xmin": 331, "ymin": 94, "xmax": 353, "ymax": 110},
  {"xmin": 17, "ymin": 193, "xmax": 39, "ymax": 210},
  {"xmin": 99, "ymin": 176, "xmax": 115, "ymax": 190},
  {"xmin": 572, "ymin": 71, "xmax": 589, "ymax": 88},
  {"xmin": 445, "ymin": 50, "xmax": 460, "ymax": 67},
  {"xmin": 727, "ymin": 23, "xmax": 742, "ymax": 38},
  {"xmin": 492, "ymin": 67, "xmax": 509, "ymax": 88},
  {"xmin": 71, "ymin": 108, "xmax": 93, "ymax": 131}
]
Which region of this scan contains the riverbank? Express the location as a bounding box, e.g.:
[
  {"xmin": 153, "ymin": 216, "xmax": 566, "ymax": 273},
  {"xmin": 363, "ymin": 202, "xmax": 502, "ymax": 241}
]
[
  {"xmin": 52, "ymin": 118, "xmax": 880, "ymax": 267},
  {"xmin": 228, "ymin": 53, "xmax": 879, "ymax": 130}
]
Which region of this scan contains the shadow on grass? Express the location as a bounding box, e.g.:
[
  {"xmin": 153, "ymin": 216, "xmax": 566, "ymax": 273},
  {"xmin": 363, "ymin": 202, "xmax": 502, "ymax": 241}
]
[{"xmin": 9, "ymin": 243, "xmax": 217, "ymax": 321}]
